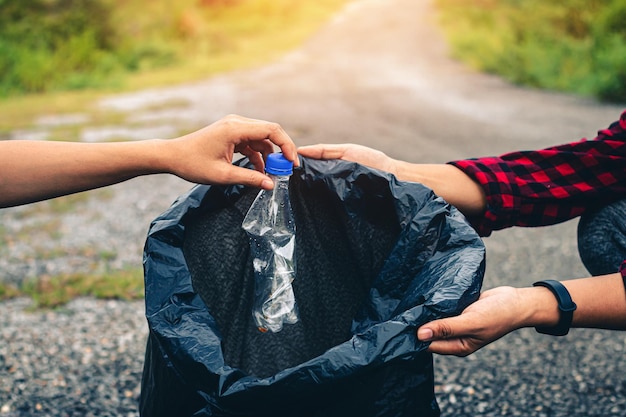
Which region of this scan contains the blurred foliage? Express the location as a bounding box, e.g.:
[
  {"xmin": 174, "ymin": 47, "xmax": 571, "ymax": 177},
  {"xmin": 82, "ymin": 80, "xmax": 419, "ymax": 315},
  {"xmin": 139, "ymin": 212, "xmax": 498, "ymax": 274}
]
[
  {"xmin": 0, "ymin": 0, "xmax": 121, "ymax": 95},
  {"xmin": 0, "ymin": 0, "xmax": 349, "ymax": 97},
  {"xmin": 435, "ymin": 0, "xmax": 626, "ymax": 102}
]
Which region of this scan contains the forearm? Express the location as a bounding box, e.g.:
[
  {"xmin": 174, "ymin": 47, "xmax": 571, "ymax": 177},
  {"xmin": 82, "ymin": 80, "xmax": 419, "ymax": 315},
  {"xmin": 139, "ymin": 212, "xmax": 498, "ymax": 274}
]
[
  {"xmin": 518, "ymin": 273, "xmax": 626, "ymax": 331},
  {"xmin": 393, "ymin": 160, "xmax": 487, "ymax": 216},
  {"xmin": 0, "ymin": 140, "xmax": 170, "ymax": 208}
]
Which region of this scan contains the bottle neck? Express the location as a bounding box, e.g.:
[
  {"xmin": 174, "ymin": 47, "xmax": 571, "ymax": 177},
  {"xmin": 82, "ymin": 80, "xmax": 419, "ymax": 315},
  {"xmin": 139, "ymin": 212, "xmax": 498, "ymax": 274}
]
[
  {"xmin": 267, "ymin": 173, "xmax": 290, "ymax": 196},
  {"xmin": 268, "ymin": 173, "xmax": 291, "ymax": 182}
]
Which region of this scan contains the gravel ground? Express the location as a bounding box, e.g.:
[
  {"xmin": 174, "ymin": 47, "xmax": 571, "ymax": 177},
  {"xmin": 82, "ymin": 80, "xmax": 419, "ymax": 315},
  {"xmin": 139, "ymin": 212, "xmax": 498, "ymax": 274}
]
[
  {"xmin": 0, "ymin": 298, "xmax": 146, "ymax": 417},
  {"xmin": 2, "ymin": 0, "xmax": 626, "ymax": 415}
]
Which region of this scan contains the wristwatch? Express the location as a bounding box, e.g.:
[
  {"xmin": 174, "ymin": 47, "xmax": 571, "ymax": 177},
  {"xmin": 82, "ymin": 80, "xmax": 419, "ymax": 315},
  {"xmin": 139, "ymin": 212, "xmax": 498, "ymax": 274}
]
[{"xmin": 532, "ymin": 280, "xmax": 577, "ymax": 336}]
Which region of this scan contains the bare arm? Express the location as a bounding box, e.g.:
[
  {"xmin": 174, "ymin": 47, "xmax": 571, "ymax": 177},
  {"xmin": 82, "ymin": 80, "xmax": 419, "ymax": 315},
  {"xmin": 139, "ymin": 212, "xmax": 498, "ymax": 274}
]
[
  {"xmin": 1, "ymin": 114, "xmax": 298, "ymax": 208},
  {"xmin": 298, "ymin": 143, "xmax": 487, "ymax": 216},
  {"xmin": 418, "ymin": 273, "xmax": 626, "ymax": 356}
]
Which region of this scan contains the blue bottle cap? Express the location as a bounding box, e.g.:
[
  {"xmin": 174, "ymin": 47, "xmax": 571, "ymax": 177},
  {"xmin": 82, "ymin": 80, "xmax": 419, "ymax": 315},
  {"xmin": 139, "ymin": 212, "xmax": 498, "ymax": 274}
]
[{"xmin": 265, "ymin": 153, "xmax": 293, "ymax": 175}]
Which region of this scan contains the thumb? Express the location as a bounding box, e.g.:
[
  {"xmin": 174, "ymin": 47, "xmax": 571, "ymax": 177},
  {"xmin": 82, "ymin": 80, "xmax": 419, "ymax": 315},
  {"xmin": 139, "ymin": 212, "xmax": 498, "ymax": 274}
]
[
  {"xmin": 417, "ymin": 318, "xmax": 458, "ymax": 342},
  {"xmin": 417, "ymin": 316, "xmax": 480, "ymax": 357}
]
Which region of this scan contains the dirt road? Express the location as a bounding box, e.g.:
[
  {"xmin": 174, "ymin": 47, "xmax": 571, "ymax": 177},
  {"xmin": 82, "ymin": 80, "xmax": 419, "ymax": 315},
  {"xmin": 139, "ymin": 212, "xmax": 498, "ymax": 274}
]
[{"xmin": 2, "ymin": 0, "xmax": 626, "ymax": 415}]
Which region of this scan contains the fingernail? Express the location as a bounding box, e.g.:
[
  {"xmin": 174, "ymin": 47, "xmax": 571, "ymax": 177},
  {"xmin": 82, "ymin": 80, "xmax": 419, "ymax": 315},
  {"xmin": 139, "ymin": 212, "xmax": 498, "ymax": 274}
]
[
  {"xmin": 261, "ymin": 179, "xmax": 274, "ymax": 189},
  {"xmin": 417, "ymin": 328, "xmax": 433, "ymax": 341}
]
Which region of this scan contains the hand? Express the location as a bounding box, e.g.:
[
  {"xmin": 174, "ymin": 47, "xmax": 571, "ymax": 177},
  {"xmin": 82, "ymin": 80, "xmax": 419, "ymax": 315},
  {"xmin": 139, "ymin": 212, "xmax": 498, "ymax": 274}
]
[
  {"xmin": 298, "ymin": 143, "xmax": 397, "ymax": 175},
  {"xmin": 417, "ymin": 287, "xmax": 527, "ymax": 356},
  {"xmin": 298, "ymin": 143, "xmax": 488, "ymax": 216},
  {"xmin": 168, "ymin": 114, "xmax": 298, "ymax": 190}
]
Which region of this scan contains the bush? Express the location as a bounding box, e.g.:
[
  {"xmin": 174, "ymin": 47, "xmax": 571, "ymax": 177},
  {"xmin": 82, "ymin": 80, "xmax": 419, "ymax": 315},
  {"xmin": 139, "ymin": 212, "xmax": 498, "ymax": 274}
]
[
  {"xmin": 435, "ymin": 0, "xmax": 626, "ymax": 102},
  {"xmin": 0, "ymin": 0, "xmax": 121, "ymax": 94},
  {"xmin": 590, "ymin": 2, "xmax": 626, "ymax": 101}
]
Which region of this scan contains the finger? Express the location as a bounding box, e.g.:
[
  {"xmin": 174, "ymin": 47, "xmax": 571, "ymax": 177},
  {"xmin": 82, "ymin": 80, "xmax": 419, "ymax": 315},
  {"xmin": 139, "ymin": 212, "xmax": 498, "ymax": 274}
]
[
  {"xmin": 426, "ymin": 339, "xmax": 474, "ymax": 357},
  {"xmin": 222, "ymin": 165, "xmax": 274, "ymax": 190},
  {"xmin": 239, "ymin": 146, "xmax": 266, "ymax": 173},
  {"xmin": 297, "ymin": 144, "xmax": 348, "ymax": 160},
  {"xmin": 417, "ymin": 316, "xmax": 468, "ymax": 342},
  {"xmin": 242, "ymin": 139, "xmax": 276, "ymax": 161},
  {"xmin": 227, "ymin": 115, "xmax": 298, "ymax": 166},
  {"xmin": 417, "ymin": 317, "xmax": 480, "ymax": 357}
]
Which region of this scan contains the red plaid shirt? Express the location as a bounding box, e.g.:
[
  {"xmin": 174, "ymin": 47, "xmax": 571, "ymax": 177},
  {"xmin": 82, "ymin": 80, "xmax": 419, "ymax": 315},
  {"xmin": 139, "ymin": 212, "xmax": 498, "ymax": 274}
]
[{"xmin": 449, "ymin": 110, "xmax": 626, "ymax": 276}]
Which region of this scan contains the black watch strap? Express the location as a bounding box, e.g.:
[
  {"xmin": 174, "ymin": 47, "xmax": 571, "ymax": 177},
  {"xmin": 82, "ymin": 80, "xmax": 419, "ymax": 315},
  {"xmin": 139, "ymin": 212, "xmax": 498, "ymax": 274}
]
[{"xmin": 532, "ymin": 280, "xmax": 577, "ymax": 336}]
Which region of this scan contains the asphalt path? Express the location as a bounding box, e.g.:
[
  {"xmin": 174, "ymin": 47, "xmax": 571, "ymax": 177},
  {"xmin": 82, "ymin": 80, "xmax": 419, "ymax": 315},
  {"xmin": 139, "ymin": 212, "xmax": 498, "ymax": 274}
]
[{"xmin": 3, "ymin": 0, "xmax": 626, "ymax": 415}]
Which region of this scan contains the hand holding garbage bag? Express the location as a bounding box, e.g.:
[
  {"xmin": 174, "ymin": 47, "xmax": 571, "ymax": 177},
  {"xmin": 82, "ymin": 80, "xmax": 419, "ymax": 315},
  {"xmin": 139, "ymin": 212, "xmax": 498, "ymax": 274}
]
[
  {"xmin": 417, "ymin": 272, "xmax": 626, "ymax": 356},
  {"xmin": 298, "ymin": 143, "xmax": 486, "ymax": 217}
]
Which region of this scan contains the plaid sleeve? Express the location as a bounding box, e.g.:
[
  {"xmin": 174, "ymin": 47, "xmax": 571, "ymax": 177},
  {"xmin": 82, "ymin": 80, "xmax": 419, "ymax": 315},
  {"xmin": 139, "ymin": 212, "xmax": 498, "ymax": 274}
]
[{"xmin": 449, "ymin": 111, "xmax": 626, "ymax": 236}]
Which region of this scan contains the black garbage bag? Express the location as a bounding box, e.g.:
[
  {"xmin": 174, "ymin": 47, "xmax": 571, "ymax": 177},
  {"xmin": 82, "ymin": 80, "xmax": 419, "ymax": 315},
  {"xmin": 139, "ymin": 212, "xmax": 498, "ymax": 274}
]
[{"xmin": 140, "ymin": 157, "xmax": 485, "ymax": 417}]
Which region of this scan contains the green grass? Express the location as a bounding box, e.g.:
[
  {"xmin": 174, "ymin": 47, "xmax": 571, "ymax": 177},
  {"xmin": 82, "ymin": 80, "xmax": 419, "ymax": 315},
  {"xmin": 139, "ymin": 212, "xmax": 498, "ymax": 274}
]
[
  {"xmin": 434, "ymin": 0, "xmax": 626, "ymax": 101},
  {"xmin": 0, "ymin": 224, "xmax": 7, "ymax": 251},
  {"xmin": 0, "ymin": 283, "xmax": 21, "ymax": 300},
  {"xmin": 4, "ymin": 268, "xmax": 146, "ymax": 309}
]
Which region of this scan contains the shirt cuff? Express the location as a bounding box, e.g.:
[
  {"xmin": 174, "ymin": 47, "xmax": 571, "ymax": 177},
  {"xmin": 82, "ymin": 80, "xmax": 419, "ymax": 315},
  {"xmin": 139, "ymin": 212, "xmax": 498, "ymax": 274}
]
[{"xmin": 447, "ymin": 159, "xmax": 522, "ymax": 236}]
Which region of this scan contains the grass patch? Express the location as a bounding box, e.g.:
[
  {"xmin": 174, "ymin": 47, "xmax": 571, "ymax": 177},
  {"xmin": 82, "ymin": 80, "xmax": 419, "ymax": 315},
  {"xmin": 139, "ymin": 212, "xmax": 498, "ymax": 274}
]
[
  {"xmin": 17, "ymin": 219, "xmax": 63, "ymax": 242},
  {"xmin": 0, "ymin": 283, "xmax": 21, "ymax": 300},
  {"xmin": 0, "ymin": 224, "xmax": 8, "ymax": 251},
  {"xmin": 19, "ymin": 268, "xmax": 145, "ymax": 309},
  {"xmin": 0, "ymin": 90, "xmax": 101, "ymax": 132},
  {"xmin": 47, "ymin": 192, "xmax": 92, "ymax": 214}
]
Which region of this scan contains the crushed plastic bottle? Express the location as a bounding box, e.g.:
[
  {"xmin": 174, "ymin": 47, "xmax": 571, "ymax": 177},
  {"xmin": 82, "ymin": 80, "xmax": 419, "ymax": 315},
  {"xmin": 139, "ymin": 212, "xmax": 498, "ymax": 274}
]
[{"xmin": 242, "ymin": 153, "xmax": 299, "ymax": 333}]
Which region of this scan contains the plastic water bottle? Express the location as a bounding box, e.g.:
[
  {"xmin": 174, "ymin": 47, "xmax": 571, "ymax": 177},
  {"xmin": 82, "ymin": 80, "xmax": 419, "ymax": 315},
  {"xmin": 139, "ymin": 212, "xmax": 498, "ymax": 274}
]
[{"xmin": 242, "ymin": 153, "xmax": 299, "ymax": 333}]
